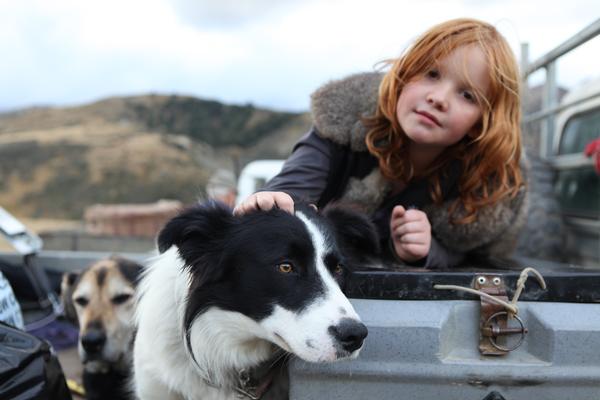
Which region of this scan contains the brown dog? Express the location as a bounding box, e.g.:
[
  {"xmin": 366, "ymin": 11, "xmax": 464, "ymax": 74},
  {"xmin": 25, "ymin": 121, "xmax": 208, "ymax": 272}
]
[{"xmin": 61, "ymin": 256, "xmax": 143, "ymax": 399}]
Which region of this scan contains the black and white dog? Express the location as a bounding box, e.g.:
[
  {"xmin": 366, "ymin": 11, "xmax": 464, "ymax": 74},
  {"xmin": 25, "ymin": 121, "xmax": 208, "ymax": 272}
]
[{"xmin": 132, "ymin": 202, "xmax": 379, "ymax": 400}]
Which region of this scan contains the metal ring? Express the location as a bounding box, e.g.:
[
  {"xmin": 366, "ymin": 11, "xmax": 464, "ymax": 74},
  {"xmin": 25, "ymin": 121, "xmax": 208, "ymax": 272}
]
[{"xmin": 485, "ymin": 311, "xmax": 527, "ymax": 352}]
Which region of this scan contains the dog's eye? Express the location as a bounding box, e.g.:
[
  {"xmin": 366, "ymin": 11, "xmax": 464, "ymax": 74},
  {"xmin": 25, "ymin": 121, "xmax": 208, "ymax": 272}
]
[
  {"xmin": 112, "ymin": 294, "xmax": 132, "ymax": 305},
  {"xmin": 276, "ymin": 263, "xmax": 294, "ymax": 274},
  {"xmin": 334, "ymin": 264, "xmax": 344, "ymax": 275},
  {"xmin": 74, "ymin": 297, "xmax": 88, "ymax": 307}
]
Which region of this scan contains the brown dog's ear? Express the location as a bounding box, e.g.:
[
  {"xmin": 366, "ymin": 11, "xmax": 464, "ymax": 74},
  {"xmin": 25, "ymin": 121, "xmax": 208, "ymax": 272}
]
[
  {"xmin": 111, "ymin": 256, "xmax": 145, "ymax": 286},
  {"xmin": 60, "ymin": 272, "xmax": 80, "ymax": 325}
]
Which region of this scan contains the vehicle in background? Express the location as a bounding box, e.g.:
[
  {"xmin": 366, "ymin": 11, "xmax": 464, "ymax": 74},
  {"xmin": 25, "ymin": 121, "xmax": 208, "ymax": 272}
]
[
  {"xmin": 551, "ymin": 78, "xmax": 600, "ymax": 266},
  {"xmin": 235, "ymin": 159, "xmax": 284, "ymax": 206}
]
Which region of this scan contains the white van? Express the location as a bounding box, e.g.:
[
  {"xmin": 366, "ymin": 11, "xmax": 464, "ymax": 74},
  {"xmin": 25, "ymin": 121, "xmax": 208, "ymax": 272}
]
[{"xmin": 235, "ymin": 160, "xmax": 285, "ymax": 206}]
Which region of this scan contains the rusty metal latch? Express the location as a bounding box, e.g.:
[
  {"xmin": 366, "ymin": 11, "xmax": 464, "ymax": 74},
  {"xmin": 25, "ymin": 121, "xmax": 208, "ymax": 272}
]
[
  {"xmin": 434, "ymin": 267, "xmax": 546, "ymax": 356},
  {"xmin": 474, "ymin": 274, "xmax": 521, "ymax": 355}
]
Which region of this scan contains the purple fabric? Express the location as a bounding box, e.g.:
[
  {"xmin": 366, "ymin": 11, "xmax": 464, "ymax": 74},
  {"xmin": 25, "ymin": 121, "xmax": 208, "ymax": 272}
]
[{"xmin": 29, "ymin": 320, "xmax": 79, "ymax": 351}]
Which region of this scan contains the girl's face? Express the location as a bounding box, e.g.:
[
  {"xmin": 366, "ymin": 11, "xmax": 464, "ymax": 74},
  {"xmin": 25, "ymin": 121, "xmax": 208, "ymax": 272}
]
[{"xmin": 395, "ymin": 45, "xmax": 490, "ymax": 157}]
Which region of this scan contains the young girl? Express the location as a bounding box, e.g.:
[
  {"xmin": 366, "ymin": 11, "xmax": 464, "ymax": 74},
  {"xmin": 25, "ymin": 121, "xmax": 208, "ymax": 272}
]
[{"xmin": 234, "ymin": 18, "xmax": 527, "ymax": 268}]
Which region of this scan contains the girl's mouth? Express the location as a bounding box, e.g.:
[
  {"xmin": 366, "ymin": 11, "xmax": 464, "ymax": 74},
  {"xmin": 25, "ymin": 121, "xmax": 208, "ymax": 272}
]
[{"xmin": 415, "ymin": 110, "xmax": 441, "ymax": 127}]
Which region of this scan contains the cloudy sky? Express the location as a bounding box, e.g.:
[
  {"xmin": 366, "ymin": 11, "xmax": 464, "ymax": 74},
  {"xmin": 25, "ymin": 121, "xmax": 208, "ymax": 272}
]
[{"xmin": 0, "ymin": 0, "xmax": 598, "ymax": 112}]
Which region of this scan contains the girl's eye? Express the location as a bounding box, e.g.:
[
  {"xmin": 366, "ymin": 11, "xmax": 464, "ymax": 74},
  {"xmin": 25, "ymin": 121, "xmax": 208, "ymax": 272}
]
[
  {"xmin": 462, "ymin": 90, "xmax": 476, "ymax": 103},
  {"xmin": 334, "ymin": 264, "xmax": 344, "ymax": 276},
  {"xmin": 425, "ymin": 69, "xmax": 439, "ymax": 79},
  {"xmin": 277, "ymin": 263, "xmax": 294, "ymax": 274}
]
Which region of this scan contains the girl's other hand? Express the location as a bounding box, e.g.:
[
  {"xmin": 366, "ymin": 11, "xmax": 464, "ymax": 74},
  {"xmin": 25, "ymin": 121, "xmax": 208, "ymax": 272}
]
[
  {"xmin": 233, "ymin": 191, "xmax": 295, "ymax": 216},
  {"xmin": 390, "ymin": 205, "xmax": 432, "ymax": 262}
]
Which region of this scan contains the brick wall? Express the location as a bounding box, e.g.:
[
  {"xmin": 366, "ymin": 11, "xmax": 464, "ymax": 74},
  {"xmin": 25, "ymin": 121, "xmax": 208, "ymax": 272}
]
[{"xmin": 84, "ymin": 200, "xmax": 182, "ymax": 238}]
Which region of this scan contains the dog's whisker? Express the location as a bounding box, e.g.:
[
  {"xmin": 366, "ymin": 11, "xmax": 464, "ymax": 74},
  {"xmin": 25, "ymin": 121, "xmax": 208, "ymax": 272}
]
[{"xmin": 268, "ymin": 349, "xmax": 288, "ymax": 369}]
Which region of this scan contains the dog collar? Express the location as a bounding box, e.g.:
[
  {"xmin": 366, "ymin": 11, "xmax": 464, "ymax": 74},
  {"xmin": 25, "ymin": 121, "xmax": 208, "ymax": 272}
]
[{"xmin": 233, "ymin": 354, "xmax": 287, "ymax": 400}]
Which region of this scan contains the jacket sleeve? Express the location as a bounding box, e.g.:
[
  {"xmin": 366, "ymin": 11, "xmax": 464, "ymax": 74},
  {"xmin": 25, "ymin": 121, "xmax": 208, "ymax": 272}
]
[
  {"xmin": 388, "ymin": 234, "xmax": 465, "ymax": 269},
  {"xmin": 262, "ymin": 128, "xmax": 332, "ymax": 203},
  {"xmin": 423, "ymin": 236, "xmax": 465, "ymax": 268}
]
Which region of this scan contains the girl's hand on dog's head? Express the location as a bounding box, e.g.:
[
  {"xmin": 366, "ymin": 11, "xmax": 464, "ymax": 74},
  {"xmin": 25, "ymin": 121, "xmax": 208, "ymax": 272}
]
[{"xmin": 233, "ymin": 191, "xmax": 295, "ymax": 216}]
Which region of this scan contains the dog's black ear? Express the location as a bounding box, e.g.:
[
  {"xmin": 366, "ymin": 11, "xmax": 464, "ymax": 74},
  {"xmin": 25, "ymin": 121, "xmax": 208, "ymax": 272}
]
[
  {"xmin": 111, "ymin": 256, "xmax": 145, "ymax": 286},
  {"xmin": 60, "ymin": 272, "xmax": 80, "ymax": 325},
  {"xmin": 157, "ymin": 203, "xmax": 234, "ymax": 271},
  {"xmin": 323, "ymin": 206, "xmax": 381, "ymax": 267},
  {"xmin": 157, "ymin": 203, "xmax": 230, "ymax": 253}
]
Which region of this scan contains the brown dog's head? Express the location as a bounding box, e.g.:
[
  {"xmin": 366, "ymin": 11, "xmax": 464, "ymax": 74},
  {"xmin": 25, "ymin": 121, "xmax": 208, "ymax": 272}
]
[{"xmin": 61, "ymin": 256, "xmax": 143, "ymax": 371}]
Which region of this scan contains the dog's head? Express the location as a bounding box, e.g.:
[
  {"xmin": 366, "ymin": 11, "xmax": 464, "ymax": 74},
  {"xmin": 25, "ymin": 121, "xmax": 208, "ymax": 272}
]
[
  {"xmin": 157, "ymin": 202, "xmax": 379, "ymax": 363},
  {"xmin": 61, "ymin": 257, "xmax": 143, "ymax": 369}
]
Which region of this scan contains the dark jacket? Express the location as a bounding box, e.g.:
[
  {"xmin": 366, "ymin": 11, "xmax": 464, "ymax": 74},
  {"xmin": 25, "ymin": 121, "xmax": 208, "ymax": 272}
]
[{"xmin": 265, "ymin": 73, "xmax": 529, "ymax": 268}]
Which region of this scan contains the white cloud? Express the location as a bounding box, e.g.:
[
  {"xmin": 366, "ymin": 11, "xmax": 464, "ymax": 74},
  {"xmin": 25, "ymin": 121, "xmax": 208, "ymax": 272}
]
[
  {"xmin": 0, "ymin": 0, "xmax": 598, "ymax": 112},
  {"xmin": 170, "ymin": 0, "xmax": 308, "ymax": 29}
]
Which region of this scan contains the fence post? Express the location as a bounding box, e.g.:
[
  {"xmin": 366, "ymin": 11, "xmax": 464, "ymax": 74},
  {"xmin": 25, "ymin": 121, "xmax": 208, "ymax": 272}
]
[{"xmin": 541, "ymin": 62, "xmax": 558, "ymax": 158}]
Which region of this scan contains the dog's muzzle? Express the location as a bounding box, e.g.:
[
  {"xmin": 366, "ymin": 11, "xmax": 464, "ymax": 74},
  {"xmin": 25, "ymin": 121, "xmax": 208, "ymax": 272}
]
[
  {"xmin": 81, "ymin": 328, "xmax": 107, "ymax": 356},
  {"xmin": 328, "ymin": 318, "xmax": 368, "ymax": 353}
]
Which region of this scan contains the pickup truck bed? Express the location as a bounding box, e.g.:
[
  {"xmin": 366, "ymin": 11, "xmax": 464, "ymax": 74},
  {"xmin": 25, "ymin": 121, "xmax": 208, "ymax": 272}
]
[{"xmin": 2, "ymin": 251, "xmax": 598, "ymax": 400}]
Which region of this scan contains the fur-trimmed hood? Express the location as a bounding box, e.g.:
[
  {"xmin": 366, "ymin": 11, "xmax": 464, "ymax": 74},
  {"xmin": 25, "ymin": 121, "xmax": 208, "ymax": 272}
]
[
  {"xmin": 310, "ymin": 72, "xmax": 382, "ymax": 152},
  {"xmin": 309, "ymin": 72, "xmax": 528, "ymax": 255}
]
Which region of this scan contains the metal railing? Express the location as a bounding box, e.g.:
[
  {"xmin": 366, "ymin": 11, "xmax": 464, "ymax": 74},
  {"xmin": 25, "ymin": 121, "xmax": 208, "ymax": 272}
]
[
  {"xmin": 521, "ymin": 18, "xmax": 600, "ymax": 160},
  {"xmin": 521, "ymin": 19, "xmax": 600, "ymax": 267}
]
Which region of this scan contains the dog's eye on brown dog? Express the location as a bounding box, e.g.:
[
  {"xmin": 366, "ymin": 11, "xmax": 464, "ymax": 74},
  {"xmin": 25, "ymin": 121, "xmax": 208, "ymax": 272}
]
[
  {"xmin": 112, "ymin": 293, "xmax": 133, "ymax": 305},
  {"xmin": 74, "ymin": 297, "xmax": 89, "ymax": 307}
]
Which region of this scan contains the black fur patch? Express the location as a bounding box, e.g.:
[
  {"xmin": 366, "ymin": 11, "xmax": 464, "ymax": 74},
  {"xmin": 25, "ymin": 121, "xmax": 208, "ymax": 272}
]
[
  {"xmin": 322, "ymin": 205, "xmax": 381, "ymax": 270},
  {"xmin": 83, "ymin": 369, "xmax": 129, "ymax": 400},
  {"xmin": 66, "ymin": 272, "xmax": 79, "ymax": 286},
  {"xmin": 96, "ymin": 268, "xmax": 107, "ymax": 287}
]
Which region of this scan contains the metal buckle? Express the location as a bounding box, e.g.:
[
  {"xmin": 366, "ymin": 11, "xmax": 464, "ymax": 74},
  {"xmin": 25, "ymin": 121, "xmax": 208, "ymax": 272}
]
[
  {"xmin": 482, "ymin": 311, "xmax": 528, "ymax": 352},
  {"xmin": 235, "ymin": 387, "xmax": 260, "ymax": 400},
  {"xmin": 235, "ymin": 369, "xmax": 260, "ymax": 399}
]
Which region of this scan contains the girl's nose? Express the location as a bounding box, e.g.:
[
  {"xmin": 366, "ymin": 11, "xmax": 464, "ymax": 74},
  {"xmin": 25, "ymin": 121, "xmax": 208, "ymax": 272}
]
[{"xmin": 426, "ymin": 86, "xmax": 449, "ymax": 111}]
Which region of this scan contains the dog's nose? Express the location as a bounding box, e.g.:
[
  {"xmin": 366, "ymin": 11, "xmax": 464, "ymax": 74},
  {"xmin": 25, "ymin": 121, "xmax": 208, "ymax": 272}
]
[
  {"xmin": 81, "ymin": 329, "xmax": 106, "ymax": 354},
  {"xmin": 328, "ymin": 318, "xmax": 368, "ymax": 353}
]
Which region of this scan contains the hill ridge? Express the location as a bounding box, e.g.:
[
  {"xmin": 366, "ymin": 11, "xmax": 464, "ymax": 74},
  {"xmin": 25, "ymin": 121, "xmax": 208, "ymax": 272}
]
[{"xmin": 0, "ymin": 93, "xmax": 310, "ymax": 219}]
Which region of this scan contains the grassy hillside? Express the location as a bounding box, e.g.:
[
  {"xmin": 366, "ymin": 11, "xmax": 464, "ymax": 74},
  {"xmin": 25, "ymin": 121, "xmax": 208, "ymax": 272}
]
[
  {"xmin": 0, "ymin": 95, "xmax": 310, "ymax": 219},
  {"xmin": 0, "ymin": 95, "xmax": 301, "ymax": 147}
]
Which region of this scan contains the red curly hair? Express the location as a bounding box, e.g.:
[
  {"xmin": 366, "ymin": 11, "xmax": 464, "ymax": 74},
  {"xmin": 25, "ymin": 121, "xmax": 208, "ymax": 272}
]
[{"xmin": 365, "ymin": 18, "xmax": 523, "ymax": 224}]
